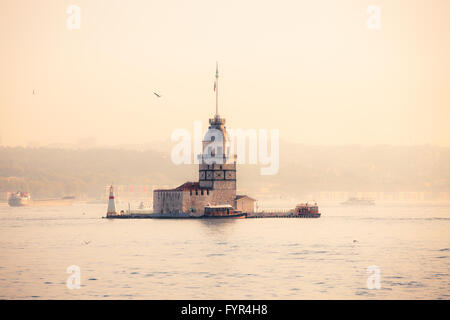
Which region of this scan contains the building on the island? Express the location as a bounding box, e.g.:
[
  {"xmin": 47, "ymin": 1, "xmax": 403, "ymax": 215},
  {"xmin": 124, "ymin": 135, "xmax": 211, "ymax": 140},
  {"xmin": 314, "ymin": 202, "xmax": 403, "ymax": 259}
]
[{"xmin": 234, "ymin": 195, "xmax": 256, "ymax": 213}]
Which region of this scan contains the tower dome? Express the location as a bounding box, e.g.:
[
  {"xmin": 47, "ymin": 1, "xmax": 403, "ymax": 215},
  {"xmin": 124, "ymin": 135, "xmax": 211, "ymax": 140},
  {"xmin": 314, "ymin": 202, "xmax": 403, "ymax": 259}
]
[
  {"xmin": 202, "ymin": 115, "xmax": 231, "ymax": 165},
  {"xmin": 200, "ymin": 63, "xmax": 234, "ymax": 165}
]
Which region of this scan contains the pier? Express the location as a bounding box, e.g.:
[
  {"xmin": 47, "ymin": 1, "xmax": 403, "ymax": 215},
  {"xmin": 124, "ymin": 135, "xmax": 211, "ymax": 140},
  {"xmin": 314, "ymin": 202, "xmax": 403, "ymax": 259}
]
[
  {"xmin": 104, "ymin": 209, "xmax": 320, "ymax": 219},
  {"xmin": 247, "ymin": 211, "xmax": 321, "ymax": 219}
]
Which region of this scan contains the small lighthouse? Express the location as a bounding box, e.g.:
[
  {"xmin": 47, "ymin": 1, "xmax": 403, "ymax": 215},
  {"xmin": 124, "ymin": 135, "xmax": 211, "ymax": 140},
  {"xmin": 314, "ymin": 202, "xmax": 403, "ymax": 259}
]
[{"xmin": 106, "ymin": 185, "xmax": 117, "ymax": 217}]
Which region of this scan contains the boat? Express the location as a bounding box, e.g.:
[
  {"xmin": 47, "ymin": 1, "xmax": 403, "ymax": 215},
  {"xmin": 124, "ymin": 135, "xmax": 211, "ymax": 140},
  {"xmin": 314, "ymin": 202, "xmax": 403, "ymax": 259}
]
[
  {"xmin": 8, "ymin": 191, "xmax": 31, "ymax": 207},
  {"xmin": 341, "ymin": 197, "xmax": 375, "ymax": 206},
  {"xmin": 203, "ymin": 204, "xmax": 247, "ymax": 219},
  {"xmin": 292, "ymin": 203, "xmax": 321, "ymax": 218},
  {"xmin": 7, "ymin": 192, "xmax": 74, "ymax": 207}
]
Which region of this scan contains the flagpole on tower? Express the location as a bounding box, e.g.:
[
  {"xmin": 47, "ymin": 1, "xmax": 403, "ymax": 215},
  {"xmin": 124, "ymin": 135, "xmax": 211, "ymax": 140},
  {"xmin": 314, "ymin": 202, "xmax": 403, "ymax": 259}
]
[{"xmin": 215, "ymin": 62, "xmax": 219, "ymax": 118}]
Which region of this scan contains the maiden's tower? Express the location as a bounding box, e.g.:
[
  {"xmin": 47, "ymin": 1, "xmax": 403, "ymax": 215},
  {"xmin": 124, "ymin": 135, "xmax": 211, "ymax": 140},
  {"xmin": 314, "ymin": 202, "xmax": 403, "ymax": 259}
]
[{"xmin": 153, "ymin": 64, "xmax": 255, "ymax": 216}]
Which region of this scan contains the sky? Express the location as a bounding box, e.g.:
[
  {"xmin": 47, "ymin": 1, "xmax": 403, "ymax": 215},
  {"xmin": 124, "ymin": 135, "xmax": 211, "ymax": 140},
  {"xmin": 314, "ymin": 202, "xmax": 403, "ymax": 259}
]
[{"xmin": 1, "ymin": 0, "xmax": 449, "ymax": 147}]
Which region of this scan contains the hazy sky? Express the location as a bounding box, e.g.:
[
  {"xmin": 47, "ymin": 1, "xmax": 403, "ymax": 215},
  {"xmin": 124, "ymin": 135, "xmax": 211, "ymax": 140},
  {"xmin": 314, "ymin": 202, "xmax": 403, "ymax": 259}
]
[{"xmin": 1, "ymin": 0, "xmax": 449, "ymax": 147}]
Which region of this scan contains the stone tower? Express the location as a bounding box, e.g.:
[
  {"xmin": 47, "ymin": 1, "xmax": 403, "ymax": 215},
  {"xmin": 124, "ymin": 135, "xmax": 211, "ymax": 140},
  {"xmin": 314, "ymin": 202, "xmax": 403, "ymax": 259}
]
[{"xmin": 198, "ymin": 63, "xmax": 236, "ymax": 206}]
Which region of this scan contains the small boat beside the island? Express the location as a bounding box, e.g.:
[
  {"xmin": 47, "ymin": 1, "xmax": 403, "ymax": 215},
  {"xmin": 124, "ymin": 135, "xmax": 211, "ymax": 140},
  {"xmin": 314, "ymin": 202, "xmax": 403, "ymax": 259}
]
[
  {"xmin": 203, "ymin": 204, "xmax": 247, "ymax": 219},
  {"xmin": 341, "ymin": 197, "xmax": 375, "ymax": 206},
  {"xmin": 292, "ymin": 203, "xmax": 321, "ymax": 218}
]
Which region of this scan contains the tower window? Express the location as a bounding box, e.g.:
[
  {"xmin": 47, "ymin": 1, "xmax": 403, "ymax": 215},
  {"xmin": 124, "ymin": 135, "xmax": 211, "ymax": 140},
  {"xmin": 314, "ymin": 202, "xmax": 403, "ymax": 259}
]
[
  {"xmin": 207, "ymin": 189, "xmax": 209, "ymax": 195},
  {"xmin": 195, "ymin": 190, "xmax": 198, "ymax": 196},
  {"xmin": 201, "ymin": 189, "xmax": 204, "ymax": 195}
]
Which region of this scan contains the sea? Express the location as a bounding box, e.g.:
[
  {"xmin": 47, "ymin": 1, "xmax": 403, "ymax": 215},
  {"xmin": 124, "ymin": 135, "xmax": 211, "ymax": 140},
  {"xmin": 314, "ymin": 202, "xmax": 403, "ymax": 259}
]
[{"xmin": 0, "ymin": 202, "xmax": 448, "ymax": 299}]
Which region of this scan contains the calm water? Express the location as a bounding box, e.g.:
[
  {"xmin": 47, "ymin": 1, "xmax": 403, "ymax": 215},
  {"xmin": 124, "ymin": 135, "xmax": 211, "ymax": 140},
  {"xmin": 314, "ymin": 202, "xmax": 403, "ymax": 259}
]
[{"xmin": 0, "ymin": 202, "xmax": 448, "ymax": 299}]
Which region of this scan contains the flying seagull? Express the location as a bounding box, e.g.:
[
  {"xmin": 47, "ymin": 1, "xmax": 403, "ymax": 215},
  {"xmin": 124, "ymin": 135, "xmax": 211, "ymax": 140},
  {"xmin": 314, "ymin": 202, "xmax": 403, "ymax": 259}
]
[
  {"xmin": 82, "ymin": 240, "xmax": 91, "ymax": 245},
  {"xmin": 153, "ymin": 92, "xmax": 162, "ymax": 98}
]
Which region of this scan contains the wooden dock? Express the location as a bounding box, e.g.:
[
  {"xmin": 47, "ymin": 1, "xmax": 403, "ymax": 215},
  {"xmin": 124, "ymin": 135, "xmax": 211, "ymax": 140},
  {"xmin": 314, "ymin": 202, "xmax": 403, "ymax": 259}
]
[{"xmin": 248, "ymin": 210, "xmax": 321, "ymax": 218}]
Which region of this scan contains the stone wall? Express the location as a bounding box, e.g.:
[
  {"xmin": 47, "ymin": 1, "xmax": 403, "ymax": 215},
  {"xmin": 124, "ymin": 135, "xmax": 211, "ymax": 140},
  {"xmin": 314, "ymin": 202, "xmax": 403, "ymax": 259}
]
[
  {"xmin": 182, "ymin": 189, "xmax": 214, "ymax": 215},
  {"xmin": 154, "ymin": 188, "xmax": 215, "ymax": 215},
  {"xmin": 153, "ymin": 188, "xmax": 239, "ymax": 215},
  {"xmin": 198, "ymin": 162, "xmax": 236, "ymax": 207},
  {"xmin": 153, "ymin": 190, "xmax": 184, "ymax": 214}
]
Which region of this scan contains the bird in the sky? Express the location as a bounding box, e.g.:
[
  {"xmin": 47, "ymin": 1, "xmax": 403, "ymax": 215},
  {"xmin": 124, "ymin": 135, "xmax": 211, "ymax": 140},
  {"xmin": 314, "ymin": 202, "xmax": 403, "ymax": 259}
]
[
  {"xmin": 153, "ymin": 92, "xmax": 162, "ymax": 98},
  {"xmin": 32, "ymin": 90, "xmax": 35, "ymax": 95},
  {"xmin": 82, "ymin": 240, "xmax": 91, "ymax": 245}
]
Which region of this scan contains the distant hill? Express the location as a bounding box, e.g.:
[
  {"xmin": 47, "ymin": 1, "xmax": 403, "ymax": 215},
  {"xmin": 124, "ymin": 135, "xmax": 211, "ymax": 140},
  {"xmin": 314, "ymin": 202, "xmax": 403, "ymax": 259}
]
[
  {"xmin": 0, "ymin": 145, "xmax": 449, "ymax": 200},
  {"xmin": 0, "ymin": 147, "xmax": 194, "ymax": 199}
]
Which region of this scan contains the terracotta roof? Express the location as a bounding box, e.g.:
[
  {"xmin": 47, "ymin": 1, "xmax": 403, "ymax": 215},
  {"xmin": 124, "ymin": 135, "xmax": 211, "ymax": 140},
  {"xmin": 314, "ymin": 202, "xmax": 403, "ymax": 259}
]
[
  {"xmin": 154, "ymin": 181, "xmax": 202, "ymax": 192},
  {"xmin": 175, "ymin": 182, "xmax": 200, "ymax": 191},
  {"xmin": 235, "ymin": 195, "xmax": 256, "ymax": 201}
]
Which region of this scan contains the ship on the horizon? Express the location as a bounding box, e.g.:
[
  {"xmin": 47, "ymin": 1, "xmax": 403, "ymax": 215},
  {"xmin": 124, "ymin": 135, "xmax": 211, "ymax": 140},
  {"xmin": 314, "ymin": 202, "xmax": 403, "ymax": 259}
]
[
  {"xmin": 7, "ymin": 191, "xmax": 31, "ymax": 207},
  {"xmin": 7, "ymin": 191, "xmax": 75, "ymax": 207},
  {"xmin": 341, "ymin": 197, "xmax": 375, "ymax": 206}
]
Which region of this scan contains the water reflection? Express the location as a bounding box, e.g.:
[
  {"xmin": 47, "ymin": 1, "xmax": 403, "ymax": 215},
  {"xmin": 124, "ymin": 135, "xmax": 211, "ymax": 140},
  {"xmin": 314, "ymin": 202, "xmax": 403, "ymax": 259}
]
[{"xmin": 196, "ymin": 218, "xmax": 240, "ymax": 238}]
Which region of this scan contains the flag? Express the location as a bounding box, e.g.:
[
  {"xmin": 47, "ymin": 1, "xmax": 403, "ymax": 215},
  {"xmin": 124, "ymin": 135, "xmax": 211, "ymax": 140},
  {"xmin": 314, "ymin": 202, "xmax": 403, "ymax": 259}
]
[{"xmin": 214, "ymin": 62, "xmax": 218, "ymax": 92}]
